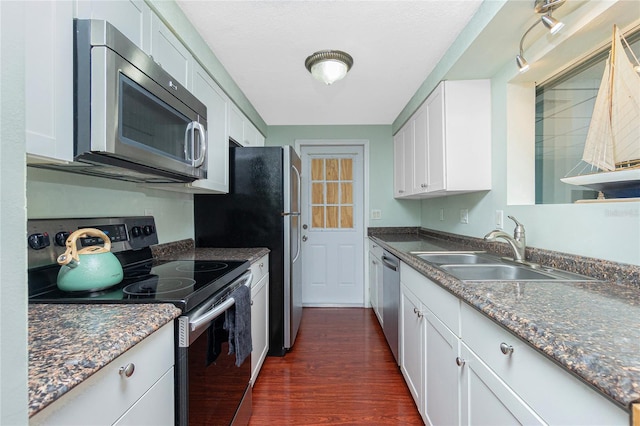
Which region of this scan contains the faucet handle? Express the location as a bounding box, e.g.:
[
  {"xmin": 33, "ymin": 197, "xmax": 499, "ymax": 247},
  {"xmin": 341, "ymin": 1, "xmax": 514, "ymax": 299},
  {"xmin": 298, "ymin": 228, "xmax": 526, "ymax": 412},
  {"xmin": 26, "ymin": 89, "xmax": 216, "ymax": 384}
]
[{"xmin": 508, "ymin": 216, "xmax": 525, "ymax": 238}]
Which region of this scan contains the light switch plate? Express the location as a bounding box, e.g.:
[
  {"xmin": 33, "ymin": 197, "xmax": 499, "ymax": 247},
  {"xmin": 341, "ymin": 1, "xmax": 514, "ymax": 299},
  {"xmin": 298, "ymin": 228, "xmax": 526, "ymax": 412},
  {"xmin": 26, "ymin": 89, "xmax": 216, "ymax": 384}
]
[
  {"xmin": 460, "ymin": 209, "xmax": 469, "ymax": 224},
  {"xmin": 371, "ymin": 209, "xmax": 382, "ymax": 220},
  {"xmin": 495, "ymin": 210, "xmax": 504, "ymax": 229}
]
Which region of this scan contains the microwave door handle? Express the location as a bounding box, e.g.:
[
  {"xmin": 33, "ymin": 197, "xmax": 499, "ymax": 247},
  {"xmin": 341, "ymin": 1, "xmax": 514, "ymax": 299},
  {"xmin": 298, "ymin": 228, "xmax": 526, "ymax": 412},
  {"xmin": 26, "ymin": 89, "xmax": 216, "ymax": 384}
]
[
  {"xmin": 192, "ymin": 121, "xmax": 207, "ymax": 168},
  {"xmin": 184, "ymin": 122, "xmax": 195, "ymax": 162}
]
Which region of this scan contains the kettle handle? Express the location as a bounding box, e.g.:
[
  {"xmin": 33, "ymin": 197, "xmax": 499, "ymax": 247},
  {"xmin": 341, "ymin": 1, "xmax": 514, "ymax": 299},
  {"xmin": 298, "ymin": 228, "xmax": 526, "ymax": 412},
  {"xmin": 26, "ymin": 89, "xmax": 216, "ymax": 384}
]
[{"xmin": 57, "ymin": 228, "xmax": 112, "ymax": 266}]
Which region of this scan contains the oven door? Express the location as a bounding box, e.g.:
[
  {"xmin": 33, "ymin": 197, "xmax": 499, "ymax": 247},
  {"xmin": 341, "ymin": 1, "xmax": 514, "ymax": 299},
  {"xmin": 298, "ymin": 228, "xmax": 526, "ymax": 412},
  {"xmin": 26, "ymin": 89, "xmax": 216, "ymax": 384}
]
[{"xmin": 176, "ymin": 272, "xmax": 252, "ymax": 426}]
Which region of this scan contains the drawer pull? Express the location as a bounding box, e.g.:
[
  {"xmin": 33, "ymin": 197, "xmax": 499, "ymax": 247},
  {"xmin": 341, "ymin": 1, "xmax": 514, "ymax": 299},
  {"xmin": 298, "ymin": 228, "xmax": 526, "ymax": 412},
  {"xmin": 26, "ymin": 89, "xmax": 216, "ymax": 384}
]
[
  {"xmin": 413, "ymin": 307, "xmax": 423, "ymax": 318},
  {"xmin": 455, "ymin": 357, "xmax": 466, "ymax": 367},
  {"xmin": 119, "ymin": 363, "xmax": 135, "ymax": 378},
  {"xmin": 500, "ymin": 342, "xmax": 514, "ymax": 355},
  {"xmin": 259, "ymin": 262, "xmax": 264, "ymax": 268}
]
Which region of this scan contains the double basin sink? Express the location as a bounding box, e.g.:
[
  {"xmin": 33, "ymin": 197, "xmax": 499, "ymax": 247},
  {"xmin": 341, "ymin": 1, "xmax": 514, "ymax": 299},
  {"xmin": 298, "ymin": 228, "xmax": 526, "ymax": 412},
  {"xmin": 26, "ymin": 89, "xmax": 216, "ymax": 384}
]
[{"xmin": 411, "ymin": 252, "xmax": 596, "ymax": 282}]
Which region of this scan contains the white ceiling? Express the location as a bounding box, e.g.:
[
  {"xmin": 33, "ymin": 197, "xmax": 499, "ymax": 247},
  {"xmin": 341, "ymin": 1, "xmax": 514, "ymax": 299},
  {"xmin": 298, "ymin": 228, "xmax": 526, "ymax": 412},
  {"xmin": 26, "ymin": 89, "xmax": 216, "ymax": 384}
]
[{"xmin": 176, "ymin": 1, "xmax": 484, "ymax": 126}]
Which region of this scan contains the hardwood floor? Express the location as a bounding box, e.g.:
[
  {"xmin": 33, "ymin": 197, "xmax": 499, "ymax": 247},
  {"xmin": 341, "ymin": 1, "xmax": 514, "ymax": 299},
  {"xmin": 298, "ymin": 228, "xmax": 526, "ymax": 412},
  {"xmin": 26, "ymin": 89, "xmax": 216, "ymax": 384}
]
[{"xmin": 249, "ymin": 308, "xmax": 423, "ymax": 425}]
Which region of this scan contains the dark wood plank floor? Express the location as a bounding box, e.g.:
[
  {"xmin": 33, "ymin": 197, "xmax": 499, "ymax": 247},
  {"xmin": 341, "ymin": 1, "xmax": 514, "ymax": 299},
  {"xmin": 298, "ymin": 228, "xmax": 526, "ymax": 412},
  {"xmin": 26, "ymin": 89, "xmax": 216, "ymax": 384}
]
[{"xmin": 249, "ymin": 307, "xmax": 423, "ymax": 425}]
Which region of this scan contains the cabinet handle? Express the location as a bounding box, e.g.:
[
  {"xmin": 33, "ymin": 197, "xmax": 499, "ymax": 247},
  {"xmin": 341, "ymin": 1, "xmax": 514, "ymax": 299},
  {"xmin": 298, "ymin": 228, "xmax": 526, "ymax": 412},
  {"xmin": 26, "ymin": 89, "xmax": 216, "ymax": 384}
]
[
  {"xmin": 119, "ymin": 363, "xmax": 135, "ymax": 378},
  {"xmin": 413, "ymin": 307, "xmax": 423, "ymax": 318},
  {"xmin": 259, "ymin": 262, "xmax": 264, "ymax": 268},
  {"xmin": 455, "ymin": 357, "xmax": 466, "ymax": 367},
  {"xmin": 421, "ymin": 183, "xmax": 427, "ymax": 188},
  {"xmin": 398, "ymin": 190, "xmax": 405, "ymax": 194},
  {"xmin": 500, "ymin": 342, "xmax": 514, "ymax": 355}
]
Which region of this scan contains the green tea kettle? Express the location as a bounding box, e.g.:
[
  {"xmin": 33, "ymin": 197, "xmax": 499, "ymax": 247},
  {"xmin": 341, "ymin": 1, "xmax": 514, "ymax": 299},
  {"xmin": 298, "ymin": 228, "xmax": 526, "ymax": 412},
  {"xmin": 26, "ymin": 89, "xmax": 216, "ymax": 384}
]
[{"xmin": 57, "ymin": 228, "xmax": 124, "ymax": 292}]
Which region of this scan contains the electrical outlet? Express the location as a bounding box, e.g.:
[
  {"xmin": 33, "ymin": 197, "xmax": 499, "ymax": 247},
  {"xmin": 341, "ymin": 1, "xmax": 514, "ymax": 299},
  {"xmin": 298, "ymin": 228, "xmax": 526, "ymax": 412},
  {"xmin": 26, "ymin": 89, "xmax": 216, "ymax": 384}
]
[
  {"xmin": 144, "ymin": 208, "xmax": 154, "ymax": 216},
  {"xmin": 495, "ymin": 210, "xmax": 504, "ymax": 229},
  {"xmin": 440, "ymin": 208, "xmax": 444, "ymax": 221},
  {"xmin": 371, "ymin": 209, "xmax": 382, "ymax": 220},
  {"xmin": 459, "ymin": 209, "xmax": 469, "ymax": 224}
]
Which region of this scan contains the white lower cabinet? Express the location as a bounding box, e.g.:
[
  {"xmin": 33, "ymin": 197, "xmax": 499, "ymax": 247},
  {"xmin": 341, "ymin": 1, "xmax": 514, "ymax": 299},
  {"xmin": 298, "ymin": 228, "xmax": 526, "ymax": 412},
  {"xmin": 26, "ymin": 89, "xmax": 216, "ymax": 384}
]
[
  {"xmin": 399, "ymin": 262, "xmax": 628, "ymax": 425},
  {"xmin": 400, "ymin": 277, "xmax": 460, "ymax": 426},
  {"xmin": 30, "ymin": 322, "xmax": 174, "ymax": 425},
  {"xmin": 368, "ymin": 239, "xmax": 383, "ymax": 325},
  {"xmin": 250, "ymin": 254, "xmax": 269, "ymax": 385}
]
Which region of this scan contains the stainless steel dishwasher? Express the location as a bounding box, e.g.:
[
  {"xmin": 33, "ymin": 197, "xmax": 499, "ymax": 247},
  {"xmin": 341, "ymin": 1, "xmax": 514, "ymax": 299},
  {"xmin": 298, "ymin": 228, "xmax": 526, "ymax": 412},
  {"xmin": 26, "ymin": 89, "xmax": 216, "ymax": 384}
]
[{"xmin": 381, "ymin": 250, "xmax": 400, "ymax": 364}]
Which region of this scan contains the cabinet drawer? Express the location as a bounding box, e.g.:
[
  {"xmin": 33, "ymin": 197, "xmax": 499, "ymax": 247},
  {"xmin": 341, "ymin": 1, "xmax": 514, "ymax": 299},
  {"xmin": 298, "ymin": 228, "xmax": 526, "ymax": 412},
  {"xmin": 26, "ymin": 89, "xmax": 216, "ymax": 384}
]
[
  {"xmin": 401, "ymin": 262, "xmax": 460, "ymax": 336},
  {"xmin": 250, "ymin": 254, "xmax": 269, "ymax": 287},
  {"xmin": 461, "ymin": 304, "xmax": 627, "ymax": 425},
  {"xmin": 368, "ymin": 239, "xmax": 383, "ymax": 259},
  {"xmin": 30, "ymin": 322, "xmax": 174, "ymax": 425}
]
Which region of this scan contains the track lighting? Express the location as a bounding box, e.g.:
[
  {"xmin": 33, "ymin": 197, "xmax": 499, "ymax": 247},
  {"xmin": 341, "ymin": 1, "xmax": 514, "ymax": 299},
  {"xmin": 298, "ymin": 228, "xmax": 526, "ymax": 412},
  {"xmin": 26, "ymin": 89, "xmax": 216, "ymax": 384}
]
[{"xmin": 515, "ymin": 0, "xmax": 566, "ymax": 73}]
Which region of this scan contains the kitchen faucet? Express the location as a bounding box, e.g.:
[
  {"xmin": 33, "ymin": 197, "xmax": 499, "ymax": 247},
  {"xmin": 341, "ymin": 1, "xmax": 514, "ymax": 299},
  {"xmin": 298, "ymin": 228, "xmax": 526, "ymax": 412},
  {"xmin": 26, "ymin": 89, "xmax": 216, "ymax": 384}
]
[{"xmin": 484, "ymin": 216, "xmax": 526, "ymax": 262}]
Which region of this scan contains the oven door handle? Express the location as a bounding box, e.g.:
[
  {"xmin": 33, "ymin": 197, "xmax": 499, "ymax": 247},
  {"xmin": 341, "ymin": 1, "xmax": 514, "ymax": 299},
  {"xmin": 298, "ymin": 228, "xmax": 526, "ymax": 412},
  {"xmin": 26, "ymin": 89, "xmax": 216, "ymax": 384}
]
[{"xmin": 188, "ymin": 271, "xmax": 252, "ymax": 333}]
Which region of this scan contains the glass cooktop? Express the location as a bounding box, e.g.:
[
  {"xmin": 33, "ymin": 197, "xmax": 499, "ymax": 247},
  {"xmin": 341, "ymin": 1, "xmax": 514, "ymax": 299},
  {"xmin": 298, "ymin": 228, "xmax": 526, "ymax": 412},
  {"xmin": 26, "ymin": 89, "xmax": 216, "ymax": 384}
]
[{"xmin": 28, "ymin": 259, "xmax": 250, "ymax": 312}]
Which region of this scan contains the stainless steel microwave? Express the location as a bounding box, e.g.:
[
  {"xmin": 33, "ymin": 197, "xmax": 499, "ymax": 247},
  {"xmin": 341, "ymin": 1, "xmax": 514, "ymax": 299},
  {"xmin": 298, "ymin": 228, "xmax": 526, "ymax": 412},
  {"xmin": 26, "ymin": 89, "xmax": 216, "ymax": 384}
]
[{"xmin": 35, "ymin": 19, "xmax": 207, "ymax": 183}]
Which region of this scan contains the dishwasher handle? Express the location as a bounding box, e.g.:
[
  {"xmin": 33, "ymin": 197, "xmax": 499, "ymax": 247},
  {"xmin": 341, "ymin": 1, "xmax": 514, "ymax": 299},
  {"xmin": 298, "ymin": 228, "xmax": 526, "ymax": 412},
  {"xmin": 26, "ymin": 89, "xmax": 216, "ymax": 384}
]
[{"xmin": 381, "ymin": 255, "xmax": 398, "ymax": 271}]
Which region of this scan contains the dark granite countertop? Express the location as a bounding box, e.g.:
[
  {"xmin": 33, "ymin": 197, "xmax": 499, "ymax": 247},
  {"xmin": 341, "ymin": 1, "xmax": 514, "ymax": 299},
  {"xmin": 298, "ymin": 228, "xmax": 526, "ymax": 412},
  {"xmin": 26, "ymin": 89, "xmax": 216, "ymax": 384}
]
[
  {"xmin": 28, "ymin": 303, "xmax": 181, "ymax": 417},
  {"xmin": 369, "ymin": 227, "xmax": 640, "ymax": 412},
  {"xmin": 151, "ymin": 239, "xmax": 269, "ymax": 264}
]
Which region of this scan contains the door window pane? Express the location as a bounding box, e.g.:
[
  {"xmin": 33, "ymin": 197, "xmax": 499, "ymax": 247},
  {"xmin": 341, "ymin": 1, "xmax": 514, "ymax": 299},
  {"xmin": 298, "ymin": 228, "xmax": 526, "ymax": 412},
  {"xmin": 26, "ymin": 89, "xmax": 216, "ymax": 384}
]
[{"xmin": 309, "ymin": 156, "xmax": 355, "ymax": 229}]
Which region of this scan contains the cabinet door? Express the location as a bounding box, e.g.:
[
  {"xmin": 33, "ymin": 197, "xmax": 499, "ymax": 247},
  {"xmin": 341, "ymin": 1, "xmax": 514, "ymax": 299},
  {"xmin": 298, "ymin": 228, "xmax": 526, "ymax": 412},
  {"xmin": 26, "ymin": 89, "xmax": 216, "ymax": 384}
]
[
  {"xmin": 250, "ymin": 273, "xmax": 269, "ymax": 385},
  {"xmin": 424, "ymin": 311, "xmax": 460, "ymax": 426},
  {"xmin": 412, "ymin": 105, "xmax": 429, "ymax": 194},
  {"xmin": 425, "ymin": 83, "xmax": 445, "ymax": 193},
  {"xmin": 460, "ymin": 343, "xmax": 545, "ymax": 425},
  {"xmin": 26, "ymin": 1, "xmax": 74, "ymax": 163},
  {"xmin": 393, "ymin": 131, "xmax": 406, "ymax": 197},
  {"xmin": 74, "ymin": 0, "xmax": 151, "ymax": 52},
  {"xmin": 400, "ymin": 285, "xmax": 425, "ymax": 416},
  {"xmin": 150, "ymin": 14, "xmax": 192, "ymax": 89},
  {"xmin": 189, "ymin": 62, "xmax": 229, "ymax": 193},
  {"xmin": 228, "ymin": 104, "xmax": 244, "ymax": 145},
  {"xmin": 113, "ymin": 368, "xmax": 174, "ymax": 426}
]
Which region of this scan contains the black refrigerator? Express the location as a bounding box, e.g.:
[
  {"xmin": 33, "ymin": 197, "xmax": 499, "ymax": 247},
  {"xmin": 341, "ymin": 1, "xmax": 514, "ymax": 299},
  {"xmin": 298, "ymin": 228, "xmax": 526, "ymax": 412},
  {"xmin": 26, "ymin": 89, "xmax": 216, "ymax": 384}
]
[{"xmin": 194, "ymin": 146, "xmax": 302, "ymax": 356}]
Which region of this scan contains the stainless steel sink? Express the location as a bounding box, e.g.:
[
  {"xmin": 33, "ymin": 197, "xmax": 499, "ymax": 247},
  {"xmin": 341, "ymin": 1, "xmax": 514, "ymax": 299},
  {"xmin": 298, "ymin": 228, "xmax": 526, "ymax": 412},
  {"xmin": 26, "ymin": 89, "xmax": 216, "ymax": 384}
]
[
  {"xmin": 411, "ymin": 252, "xmax": 496, "ymax": 265},
  {"xmin": 439, "ymin": 264, "xmax": 595, "ymax": 282}
]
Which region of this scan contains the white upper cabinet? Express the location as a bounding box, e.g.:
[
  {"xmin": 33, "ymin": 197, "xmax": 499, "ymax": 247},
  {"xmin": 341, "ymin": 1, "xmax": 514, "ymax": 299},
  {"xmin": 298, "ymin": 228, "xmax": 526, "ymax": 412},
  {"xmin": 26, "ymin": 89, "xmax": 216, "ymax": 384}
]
[
  {"xmin": 149, "ymin": 14, "xmax": 192, "ymax": 90},
  {"xmin": 74, "ymin": 0, "xmax": 151, "ymax": 52},
  {"xmin": 229, "ymin": 103, "xmax": 265, "ymax": 147},
  {"xmin": 26, "ymin": 1, "xmax": 74, "ymax": 163},
  {"xmin": 394, "ymin": 79, "xmax": 491, "ymax": 199},
  {"xmin": 186, "ymin": 62, "xmax": 230, "ymax": 193},
  {"xmin": 393, "ymin": 125, "xmax": 414, "ymax": 197}
]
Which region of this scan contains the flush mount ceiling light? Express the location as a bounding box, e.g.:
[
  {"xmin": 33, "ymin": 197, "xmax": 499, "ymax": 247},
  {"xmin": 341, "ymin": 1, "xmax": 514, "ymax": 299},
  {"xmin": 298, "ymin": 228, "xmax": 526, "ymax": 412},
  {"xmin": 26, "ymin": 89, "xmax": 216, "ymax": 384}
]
[
  {"xmin": 515, "ymin": 0, "xmax": 566, "ymax": 73},
  {"xmin": 305, "ymin": 50, "xmax": 354, "ymax": 85}
]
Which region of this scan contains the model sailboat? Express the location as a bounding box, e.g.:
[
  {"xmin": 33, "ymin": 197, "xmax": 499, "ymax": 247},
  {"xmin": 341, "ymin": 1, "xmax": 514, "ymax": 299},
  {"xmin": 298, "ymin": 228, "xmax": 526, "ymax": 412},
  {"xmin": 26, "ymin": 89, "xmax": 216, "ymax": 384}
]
[{"xmin": 561, "ymin": 25, "xmax": 640, "ymax": 198}]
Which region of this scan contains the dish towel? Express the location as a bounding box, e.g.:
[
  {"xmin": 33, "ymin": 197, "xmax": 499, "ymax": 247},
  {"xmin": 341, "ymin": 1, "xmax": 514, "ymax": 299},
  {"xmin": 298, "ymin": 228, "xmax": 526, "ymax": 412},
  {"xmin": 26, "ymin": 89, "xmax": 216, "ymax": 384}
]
[{"xmin": 224, "ymin": 284, "xmax": 252, "ymax": 367}]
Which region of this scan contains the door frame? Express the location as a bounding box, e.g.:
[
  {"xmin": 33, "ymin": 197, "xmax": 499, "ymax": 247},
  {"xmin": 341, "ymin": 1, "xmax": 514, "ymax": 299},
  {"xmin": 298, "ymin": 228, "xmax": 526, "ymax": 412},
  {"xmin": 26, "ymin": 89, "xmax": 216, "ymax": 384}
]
[{"xmin": 294, "ymin": 139, "xmax": 371, "ymax": 307}]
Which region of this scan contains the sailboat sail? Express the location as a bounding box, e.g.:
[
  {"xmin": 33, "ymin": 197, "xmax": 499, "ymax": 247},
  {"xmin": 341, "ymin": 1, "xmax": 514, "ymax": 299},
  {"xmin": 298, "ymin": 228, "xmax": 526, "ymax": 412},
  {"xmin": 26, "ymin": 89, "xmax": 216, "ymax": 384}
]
[{"xmin": 561, "ymin": 25, "xmax": 640, "ymax": 198}]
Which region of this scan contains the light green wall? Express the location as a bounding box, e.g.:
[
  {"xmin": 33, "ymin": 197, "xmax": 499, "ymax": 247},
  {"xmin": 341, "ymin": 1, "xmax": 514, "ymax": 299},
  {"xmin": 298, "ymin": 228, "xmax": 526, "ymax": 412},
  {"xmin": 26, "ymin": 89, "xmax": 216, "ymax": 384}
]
[
  {"xmin": 27, "ymin": 169, "xmax": 194, "ymax": 244},
  {"xmin": 1, "ymin": 2, "xmax": 28, "ymax": 423},
  {"xmin": 267, "ymin": 125, "xmax": 421, "ymax": 227}
]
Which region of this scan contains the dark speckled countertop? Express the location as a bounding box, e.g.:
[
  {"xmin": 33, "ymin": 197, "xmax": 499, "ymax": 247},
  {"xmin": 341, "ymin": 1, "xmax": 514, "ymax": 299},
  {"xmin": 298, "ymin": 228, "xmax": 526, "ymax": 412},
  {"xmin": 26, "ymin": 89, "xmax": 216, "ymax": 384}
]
[
  {"xmin": 369, "ymin": 227, "xmax": 640, "ymax": 412},
  {"xmin": 28, "ymin": 241, "xmax": 268, "ymax": 417},
  {"xmin": 28, "ymin": 304, "xmax": 181, "ymax": 417}
]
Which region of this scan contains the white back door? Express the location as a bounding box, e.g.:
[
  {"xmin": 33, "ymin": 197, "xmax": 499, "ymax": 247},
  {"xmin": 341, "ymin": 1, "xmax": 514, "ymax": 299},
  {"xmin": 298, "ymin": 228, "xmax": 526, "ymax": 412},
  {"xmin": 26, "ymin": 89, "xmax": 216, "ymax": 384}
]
[{"xmin": 299, "ymin": 143, "xmax": 365, "ymax": 306}]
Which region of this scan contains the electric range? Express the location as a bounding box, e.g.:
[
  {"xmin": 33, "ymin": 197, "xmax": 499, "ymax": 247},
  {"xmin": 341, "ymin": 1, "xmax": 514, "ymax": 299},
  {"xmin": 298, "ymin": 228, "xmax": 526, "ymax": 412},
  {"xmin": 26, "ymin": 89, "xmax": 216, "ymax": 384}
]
[{"xmin": 27, "ymin": 216, "xmax": 249, "ymax": 312}]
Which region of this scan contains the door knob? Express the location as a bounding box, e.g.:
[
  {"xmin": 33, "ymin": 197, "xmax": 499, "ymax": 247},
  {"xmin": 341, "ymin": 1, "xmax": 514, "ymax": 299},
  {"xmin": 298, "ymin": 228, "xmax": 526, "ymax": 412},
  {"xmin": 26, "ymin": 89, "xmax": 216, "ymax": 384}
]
[
  {"xmin": 303, "ymin": 224, "xmax": 308, "ymax": 230},
  {"xmin": 302, "ymin": 235, "xmax": 308, "ymax": 242}
]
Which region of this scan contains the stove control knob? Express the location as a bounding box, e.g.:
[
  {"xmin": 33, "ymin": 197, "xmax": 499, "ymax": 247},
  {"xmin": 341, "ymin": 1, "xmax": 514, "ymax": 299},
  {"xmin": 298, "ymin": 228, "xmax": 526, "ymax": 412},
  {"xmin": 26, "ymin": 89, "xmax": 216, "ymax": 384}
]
[
  {"xmin": 28, "ymin": 232, "xmax": 50, "ymax": 250},
  {"xmin": 143, "ymin": 225, "xmax": 155, "ymax": 236},
  {"xmin": 131, "ymin": 226, "xmax": 142, "ymax": 238},
  {"xmin": 54, "ymin": 231, "xmax": 71, "ymax": 247}
]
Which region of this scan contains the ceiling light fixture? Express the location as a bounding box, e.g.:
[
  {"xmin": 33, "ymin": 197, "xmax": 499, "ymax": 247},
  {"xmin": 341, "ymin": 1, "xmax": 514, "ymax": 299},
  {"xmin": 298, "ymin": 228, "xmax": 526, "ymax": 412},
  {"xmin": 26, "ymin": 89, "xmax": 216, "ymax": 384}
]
[
  {"xmin": 305, "ymin": 50, "xmax": 354, "ymax": 85},
  {"xmin": 515, "ymin": 0, "xmax": 566, "ymax": 73}
]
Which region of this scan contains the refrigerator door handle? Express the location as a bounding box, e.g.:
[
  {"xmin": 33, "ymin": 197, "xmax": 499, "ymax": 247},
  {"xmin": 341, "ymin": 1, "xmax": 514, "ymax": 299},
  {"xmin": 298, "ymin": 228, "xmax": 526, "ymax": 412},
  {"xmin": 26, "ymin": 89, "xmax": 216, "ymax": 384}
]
[{"xmin": 291, "ymin": 164, "xmax": 302, "ymax": 263}]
